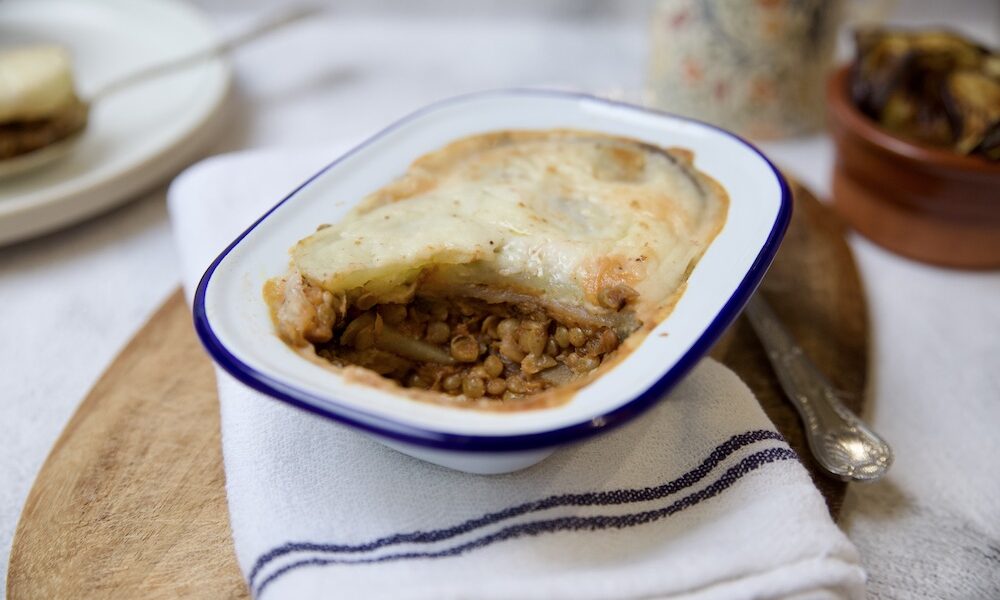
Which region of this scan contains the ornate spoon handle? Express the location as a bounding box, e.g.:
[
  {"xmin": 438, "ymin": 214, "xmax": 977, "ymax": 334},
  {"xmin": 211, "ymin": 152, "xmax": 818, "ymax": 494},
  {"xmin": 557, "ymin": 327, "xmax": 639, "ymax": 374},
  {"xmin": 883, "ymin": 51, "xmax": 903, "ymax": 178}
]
[{"xmin": 744, "ymin": 294, "xmax": 893, "ymax": 482}]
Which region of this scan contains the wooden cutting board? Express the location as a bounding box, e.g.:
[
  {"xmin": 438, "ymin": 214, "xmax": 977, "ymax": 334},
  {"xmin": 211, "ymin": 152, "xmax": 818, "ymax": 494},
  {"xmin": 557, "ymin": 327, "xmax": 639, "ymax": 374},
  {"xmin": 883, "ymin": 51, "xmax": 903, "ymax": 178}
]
[{"xmin": 7, "ymin": 181, "xmax": 867, "ymax": 600}]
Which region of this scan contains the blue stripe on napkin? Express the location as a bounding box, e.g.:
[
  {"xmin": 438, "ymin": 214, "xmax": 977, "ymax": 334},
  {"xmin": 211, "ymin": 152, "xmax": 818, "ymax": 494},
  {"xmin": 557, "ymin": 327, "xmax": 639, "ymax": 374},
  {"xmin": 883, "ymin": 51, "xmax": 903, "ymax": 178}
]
[{"xmin": 251, "ymin": 429, "xmax": 793, "ymax": 597}]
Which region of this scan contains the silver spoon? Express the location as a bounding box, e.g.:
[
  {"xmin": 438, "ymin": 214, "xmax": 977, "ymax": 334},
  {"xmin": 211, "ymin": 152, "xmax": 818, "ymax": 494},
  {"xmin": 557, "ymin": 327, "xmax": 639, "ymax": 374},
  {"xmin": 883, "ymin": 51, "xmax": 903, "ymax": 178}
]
[
  {"xmin": 744, "ymin": 294, "xmax": 893, "ymax": 482},
  {"xmin": 0, "ymin": 6, "xmax": 320, "ymax": 180}
]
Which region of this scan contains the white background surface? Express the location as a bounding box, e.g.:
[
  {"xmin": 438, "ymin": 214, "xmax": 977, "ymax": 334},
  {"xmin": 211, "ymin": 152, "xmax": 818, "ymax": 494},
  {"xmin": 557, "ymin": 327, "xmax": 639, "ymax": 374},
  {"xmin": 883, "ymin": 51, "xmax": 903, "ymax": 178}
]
[{"xmin": 1, "ymin": 1, "xmax": 998, "ymax": 597}]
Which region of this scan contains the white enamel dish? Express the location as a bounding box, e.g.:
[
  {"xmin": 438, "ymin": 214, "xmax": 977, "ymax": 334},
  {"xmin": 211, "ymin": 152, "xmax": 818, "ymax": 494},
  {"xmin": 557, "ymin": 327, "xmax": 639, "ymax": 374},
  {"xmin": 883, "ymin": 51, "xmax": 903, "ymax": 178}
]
[{"xmin": 194, "ymin": 90, "xmax": 791, "ymax": 474}]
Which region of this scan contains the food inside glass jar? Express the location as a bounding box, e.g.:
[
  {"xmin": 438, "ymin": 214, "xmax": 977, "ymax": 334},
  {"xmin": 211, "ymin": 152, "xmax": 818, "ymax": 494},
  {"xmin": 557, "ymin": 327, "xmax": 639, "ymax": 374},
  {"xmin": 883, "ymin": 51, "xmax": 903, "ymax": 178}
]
[{"xmin": 265, "ymin": 129, "xmax": 728, "ymax": 409}]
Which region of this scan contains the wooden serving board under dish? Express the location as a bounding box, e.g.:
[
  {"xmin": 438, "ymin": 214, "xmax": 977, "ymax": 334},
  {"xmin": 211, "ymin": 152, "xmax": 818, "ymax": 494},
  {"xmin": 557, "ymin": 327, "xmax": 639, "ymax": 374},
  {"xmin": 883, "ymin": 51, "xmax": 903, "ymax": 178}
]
[{"xmin": 7, "ymin": 181, "xmax": 867, "ymax": 600}]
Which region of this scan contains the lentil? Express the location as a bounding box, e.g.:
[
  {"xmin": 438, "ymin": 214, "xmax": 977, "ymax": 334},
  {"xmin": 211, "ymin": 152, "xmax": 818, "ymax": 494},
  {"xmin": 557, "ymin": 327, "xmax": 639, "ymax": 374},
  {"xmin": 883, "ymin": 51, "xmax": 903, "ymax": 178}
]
[
  {"xmin": 379, "ymin": 303, "xmax": 407, "ymax": 326},
  {"xmin": 484, "ymin": 354, "xmax": 504, "ymax": 378},
  {"xmin": 486, "ymin": 378, "xmax": 507, "ymax": 396},
  {"xmin": 450, "ymin": 334, "xmax": 480, "ymax": 362},
  {"xmin": 443, "ymin": 373, "xmax": 462, "ymax": 392},
  {"xmin": 425, "ymin": 321, "xmax": 450, "ymax": 344},
  {"xmin": 554, "ymin": 325, "xmax": 570, "ymax": 348},
  {"xmin": 497, "ymin": 318, "xmax": 520, "ymax": 339},
  {"xmin": 518, "ymin": 321, "xmax": 548, "ymax": 356},
  {"xmin": 462, "ymin": 376, "xmax": 485, "ymax": 398}
]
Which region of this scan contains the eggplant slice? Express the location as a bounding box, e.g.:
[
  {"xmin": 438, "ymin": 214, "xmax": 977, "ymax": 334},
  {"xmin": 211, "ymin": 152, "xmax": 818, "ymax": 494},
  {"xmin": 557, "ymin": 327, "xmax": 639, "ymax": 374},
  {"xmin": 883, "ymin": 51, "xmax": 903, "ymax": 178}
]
[{"xmin": 850, "ymin": 27, "xmax": 1000, "ymax": 159}]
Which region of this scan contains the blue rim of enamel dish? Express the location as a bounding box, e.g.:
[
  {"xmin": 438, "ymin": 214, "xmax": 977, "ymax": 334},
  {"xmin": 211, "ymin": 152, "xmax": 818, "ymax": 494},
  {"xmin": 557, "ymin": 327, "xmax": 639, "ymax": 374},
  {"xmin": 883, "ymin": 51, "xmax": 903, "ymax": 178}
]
[{"xmin": 193, "ymin": 89, "xmax": 792, "ymax": 453}]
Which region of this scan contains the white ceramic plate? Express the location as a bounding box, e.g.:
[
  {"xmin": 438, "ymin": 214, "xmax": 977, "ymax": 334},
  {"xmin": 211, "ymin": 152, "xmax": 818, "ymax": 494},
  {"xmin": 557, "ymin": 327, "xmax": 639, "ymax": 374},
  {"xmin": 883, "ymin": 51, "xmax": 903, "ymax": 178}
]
[
  {"xmin": 0, "ymin": 0, "xmax": 229, "ymax": 246},
  {"xmin": 195, "ymin": 91, "xmax": 791, "ymax": 473}
]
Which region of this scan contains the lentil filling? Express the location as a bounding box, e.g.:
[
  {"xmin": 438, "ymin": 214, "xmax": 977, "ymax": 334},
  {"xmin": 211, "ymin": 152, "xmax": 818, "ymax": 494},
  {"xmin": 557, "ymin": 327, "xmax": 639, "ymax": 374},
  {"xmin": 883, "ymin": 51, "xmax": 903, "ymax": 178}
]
[{"xmin": 270, "ymin": 276, "xmax": 638, "ymax": 403}]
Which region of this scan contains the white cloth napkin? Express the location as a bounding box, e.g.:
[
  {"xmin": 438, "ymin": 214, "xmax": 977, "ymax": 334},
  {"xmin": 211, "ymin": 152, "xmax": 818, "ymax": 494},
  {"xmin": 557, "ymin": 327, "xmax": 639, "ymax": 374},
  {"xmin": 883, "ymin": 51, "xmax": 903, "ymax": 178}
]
[{"xmin": 168, "ymin": 144, "xmax": 865, "ymax": 600}]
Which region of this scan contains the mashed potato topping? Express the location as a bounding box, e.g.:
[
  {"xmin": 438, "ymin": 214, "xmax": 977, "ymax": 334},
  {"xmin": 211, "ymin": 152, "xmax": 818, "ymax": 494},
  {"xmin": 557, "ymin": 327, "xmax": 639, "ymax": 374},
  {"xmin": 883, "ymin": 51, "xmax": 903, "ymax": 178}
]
[{"xmin": 266, "ymin": 130, "xmax": 728, "ymax": 409}]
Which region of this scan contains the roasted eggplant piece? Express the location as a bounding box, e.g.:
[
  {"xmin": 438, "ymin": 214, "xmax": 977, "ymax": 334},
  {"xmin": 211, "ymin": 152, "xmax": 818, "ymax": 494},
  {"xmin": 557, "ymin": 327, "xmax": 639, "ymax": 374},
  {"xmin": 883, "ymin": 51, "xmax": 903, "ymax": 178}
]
[
  {"xmin": 850, "ymin": 29, "xmax": 915, "ymax": 116},
  {"xmin": 973, "ymin": 122, "xmax": 1000, "ymax": 160},
  {"xmin": 849, "ymin": 28, "xmax": 1000, "ymax": 160},
  {"xmin": 943, "ymin": 70, "xmax": 1000, "ymax": 154}
]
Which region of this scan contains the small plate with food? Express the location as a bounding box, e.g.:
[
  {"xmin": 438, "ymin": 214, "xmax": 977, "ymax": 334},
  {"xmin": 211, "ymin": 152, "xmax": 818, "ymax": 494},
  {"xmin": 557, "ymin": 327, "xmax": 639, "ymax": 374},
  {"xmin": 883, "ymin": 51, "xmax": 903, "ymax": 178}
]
[
  {"xmin": 194, "ymin": 90, "xmax": 790, "ymax": 473},
  {"xmin": 0, "ymin": 0, "xmax": 228, "ymax": 245}
]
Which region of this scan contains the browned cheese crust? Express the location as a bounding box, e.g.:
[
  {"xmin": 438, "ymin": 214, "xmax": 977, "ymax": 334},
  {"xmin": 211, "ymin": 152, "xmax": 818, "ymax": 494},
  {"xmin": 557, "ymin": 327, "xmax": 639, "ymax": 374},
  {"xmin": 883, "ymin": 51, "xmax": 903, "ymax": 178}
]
[{"xmin": 265, "ymin": 129, "xmax": 729, "ymax": 410}]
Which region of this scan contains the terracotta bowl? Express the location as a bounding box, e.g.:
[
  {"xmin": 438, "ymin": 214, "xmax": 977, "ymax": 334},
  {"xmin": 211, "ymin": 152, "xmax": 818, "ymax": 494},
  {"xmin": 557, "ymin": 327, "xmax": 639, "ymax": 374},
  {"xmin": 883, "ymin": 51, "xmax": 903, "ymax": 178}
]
[{"xmin": 827, "ymin": 66, "xmax": 1000, "ymax": 269}]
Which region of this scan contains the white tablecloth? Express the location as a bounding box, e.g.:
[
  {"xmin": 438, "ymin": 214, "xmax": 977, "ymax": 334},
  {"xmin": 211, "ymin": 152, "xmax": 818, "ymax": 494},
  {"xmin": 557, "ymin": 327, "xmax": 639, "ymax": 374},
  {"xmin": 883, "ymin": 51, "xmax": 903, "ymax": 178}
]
[{"xmin": 2, "ymin": 2, "xmax": 998, "ymax": 597}]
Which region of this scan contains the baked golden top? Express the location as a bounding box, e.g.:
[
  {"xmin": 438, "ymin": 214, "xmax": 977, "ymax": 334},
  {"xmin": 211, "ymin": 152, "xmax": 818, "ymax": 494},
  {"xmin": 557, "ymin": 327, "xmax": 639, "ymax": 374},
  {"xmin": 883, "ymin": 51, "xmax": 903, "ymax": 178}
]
[{"xmin": 290, "ymin": 130, "xmax": 728, "ymax": 327}]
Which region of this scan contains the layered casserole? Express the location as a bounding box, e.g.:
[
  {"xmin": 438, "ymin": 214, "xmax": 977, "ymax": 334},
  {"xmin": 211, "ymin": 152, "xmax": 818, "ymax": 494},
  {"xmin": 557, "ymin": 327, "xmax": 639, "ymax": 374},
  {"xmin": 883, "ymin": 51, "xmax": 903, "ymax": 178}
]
[{"xmin": 264, "ymin": 130, "xmax": 728, "ymax": 409}]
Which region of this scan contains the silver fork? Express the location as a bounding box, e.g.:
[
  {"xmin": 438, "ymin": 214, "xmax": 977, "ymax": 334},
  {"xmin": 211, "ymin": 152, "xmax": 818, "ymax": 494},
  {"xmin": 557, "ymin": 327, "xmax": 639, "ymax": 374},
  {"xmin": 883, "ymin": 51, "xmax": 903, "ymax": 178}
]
[{"xmin": 744, "ymin": 294, "xmax": 893, "ymax": 482}]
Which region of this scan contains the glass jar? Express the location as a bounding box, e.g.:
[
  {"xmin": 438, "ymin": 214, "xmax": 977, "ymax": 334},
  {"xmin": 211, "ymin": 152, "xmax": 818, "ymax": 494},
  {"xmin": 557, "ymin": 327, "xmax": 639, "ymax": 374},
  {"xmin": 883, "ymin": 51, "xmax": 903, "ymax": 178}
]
[{"xmin": 647, "ymin": 0, "xmax": 845, "ymax": 139}]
